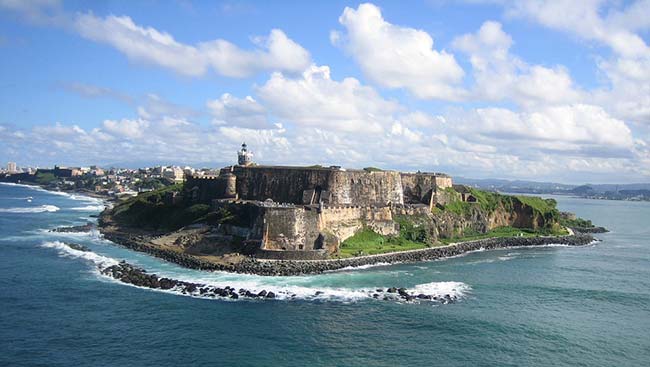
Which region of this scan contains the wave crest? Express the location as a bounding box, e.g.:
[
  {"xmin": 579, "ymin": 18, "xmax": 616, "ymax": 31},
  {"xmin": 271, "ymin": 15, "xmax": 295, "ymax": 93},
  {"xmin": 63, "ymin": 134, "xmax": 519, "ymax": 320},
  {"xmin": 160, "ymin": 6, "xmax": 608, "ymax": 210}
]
[
  {"xmin": 70, "ymin": 205, "xmax": 105, "ymax": 212},
  {"xmin": 41, "ymin": 241, "xmax": 118, "ymax": 268},
  {"xmin": 0, "ymin": 205, "xmax": 60, "ymax": 213}
]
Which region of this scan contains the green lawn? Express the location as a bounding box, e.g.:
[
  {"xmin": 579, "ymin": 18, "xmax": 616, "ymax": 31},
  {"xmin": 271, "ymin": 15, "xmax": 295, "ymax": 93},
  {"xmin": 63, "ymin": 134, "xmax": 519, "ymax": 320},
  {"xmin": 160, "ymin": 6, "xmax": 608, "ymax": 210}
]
[{"xmin": 337, "ymin": 229, "xmax": 432, "ymax": 258}]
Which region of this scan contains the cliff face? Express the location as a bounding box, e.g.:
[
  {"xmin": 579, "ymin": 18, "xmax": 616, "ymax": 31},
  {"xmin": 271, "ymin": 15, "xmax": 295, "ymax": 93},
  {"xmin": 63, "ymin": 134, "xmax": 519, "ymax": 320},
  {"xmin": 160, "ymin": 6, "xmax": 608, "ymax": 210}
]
[{"xmin": 431, "ymin": 196, "xmax": 560, "ymax": 239}]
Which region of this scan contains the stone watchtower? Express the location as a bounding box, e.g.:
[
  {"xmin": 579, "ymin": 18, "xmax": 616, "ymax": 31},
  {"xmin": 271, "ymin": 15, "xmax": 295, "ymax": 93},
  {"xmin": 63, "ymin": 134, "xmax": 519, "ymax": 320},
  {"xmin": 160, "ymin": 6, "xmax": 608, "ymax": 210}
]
[{"xmin": 237, "ymin": 142, "xmax": 254, "ymax": 166}]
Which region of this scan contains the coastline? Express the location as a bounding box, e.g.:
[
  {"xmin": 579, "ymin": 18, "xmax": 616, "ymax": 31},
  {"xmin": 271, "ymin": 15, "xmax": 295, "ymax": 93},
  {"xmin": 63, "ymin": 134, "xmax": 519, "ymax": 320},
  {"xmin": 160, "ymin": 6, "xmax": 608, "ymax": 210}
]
[
  {"xmin": 101, "ymin": 227, "xmax": 596, "ymax": 276},
  {"xmin": 0, "ymin": 181, "xmax": 114, "ymax": 201},
  {"xmin": 3, "ymin": 182, "xmax": 597, "ymax": 276}
]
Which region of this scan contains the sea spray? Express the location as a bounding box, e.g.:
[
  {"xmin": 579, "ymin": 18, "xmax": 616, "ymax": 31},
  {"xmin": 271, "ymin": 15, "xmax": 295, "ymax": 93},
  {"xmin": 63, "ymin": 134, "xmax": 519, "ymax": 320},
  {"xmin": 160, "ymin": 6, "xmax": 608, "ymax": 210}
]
[
  {"xmin": 41, "ymin": 241, "xmax": 118, "ymax": 268},
  {"xmin": 70, "ymin": 205, "xmax": 106, "ymax": 212},
  {"xmin": 0, "ymin": 205, "xmax": 60, "ymax": 213},
  {"xmin": 39, "ymin": 241, "xmax": 469, "ymax": 304}
]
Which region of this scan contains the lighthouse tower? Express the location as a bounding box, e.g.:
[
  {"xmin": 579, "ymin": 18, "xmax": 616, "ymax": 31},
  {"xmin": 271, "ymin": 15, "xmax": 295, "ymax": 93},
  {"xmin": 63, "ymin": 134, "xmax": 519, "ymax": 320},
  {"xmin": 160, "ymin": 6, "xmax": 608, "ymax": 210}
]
[{"xmin": 237, "ymin": 142, "xmax": 254, "ymax": 166}]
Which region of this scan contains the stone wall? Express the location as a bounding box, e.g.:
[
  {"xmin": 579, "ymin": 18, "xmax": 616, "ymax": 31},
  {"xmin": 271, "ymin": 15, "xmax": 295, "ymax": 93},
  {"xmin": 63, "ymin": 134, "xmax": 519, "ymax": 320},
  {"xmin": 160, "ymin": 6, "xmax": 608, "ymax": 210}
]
[
  {"xmin": 401, "ymin": 173, "xmax": 453, "ymax": 207},
  {"xmin": 232, "ymin": 166, "xmax": 333, "ymax": 204},
  {"xmin": 229, "ymin": 166, "xmax": 407, "ymax": 206},
  {"xmin": 191, "ymin": 166, "xmax": 452, "ymax": 208},
  {"xmin": 328, "ymin": 170, "xmax": 404, "ymax": 206},
  {"xmin": 185, "ymin": 175, "xmax": 227, "ymax": 203},
  {"xmin": 319, "ymin": 205, "xmax": 399, "ymax": 243},
  {"xmin": 260, "ymin": 206, "xmax": 321, "ymax": 251}
]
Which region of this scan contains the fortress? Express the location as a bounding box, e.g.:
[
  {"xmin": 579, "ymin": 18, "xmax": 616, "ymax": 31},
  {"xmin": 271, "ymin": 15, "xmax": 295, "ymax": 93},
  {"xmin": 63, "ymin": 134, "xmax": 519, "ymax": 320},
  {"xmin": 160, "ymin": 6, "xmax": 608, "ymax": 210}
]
[{"xmin": 185, "ymin": 144, "xmax": 454, "ymax": 259}]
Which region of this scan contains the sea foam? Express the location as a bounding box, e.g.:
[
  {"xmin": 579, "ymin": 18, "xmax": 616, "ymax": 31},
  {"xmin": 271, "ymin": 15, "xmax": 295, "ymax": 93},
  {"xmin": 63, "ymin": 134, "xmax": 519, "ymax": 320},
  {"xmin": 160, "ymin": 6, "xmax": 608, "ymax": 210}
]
[
  {"xmin": 41, "ymin": 241, "xmax": 118, "ymax": 268},
  {"xmin": 0, "ymin": 205, "xmax": 60, "ymax": 213},
  {"xmin": 70, "ymin": 205, "xmax": 105, "ymax": 212},
  {"xmin": 39, "ymin": 241, "xmax": 471, "ymax": 303}
]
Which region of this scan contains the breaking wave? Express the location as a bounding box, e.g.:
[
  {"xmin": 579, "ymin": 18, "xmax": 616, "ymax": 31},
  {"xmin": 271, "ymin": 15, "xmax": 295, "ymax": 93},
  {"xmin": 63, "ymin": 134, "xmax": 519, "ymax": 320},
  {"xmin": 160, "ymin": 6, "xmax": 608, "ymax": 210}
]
[
  {"xmin": 0, "ymin": 205, "xmax": 60, "ymax": 213},
  {"xmin": 70, "ymin": 205, "xmax": 105, "ymax": 212},
  {"xmin": 41, "ymin": 241, "xmax": 118, "ymax": 268},
  {"xmin": 39, "ymin": 241, "xmax": 470, "ymax": 303},
  {"xmin": 412, "ymin": 281, "xmax": 470, "ymax": 296},
  {"xmin": 0, "ymin": 183, "xmax": 102, "ymax": 203}
]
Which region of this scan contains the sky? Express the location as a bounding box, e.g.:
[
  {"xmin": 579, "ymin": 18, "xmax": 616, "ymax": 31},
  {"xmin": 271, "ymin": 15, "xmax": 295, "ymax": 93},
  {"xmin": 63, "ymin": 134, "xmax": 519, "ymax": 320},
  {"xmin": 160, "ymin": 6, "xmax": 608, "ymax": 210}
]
[{"xmin": 0, "ymin": 0, "xmax": 649, "ymax": 184}]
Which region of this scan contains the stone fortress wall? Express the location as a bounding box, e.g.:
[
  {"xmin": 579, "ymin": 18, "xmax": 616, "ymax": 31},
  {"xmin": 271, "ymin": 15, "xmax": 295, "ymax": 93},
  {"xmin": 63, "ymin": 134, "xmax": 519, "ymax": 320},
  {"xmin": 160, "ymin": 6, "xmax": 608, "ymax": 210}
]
[{"xmin": 186, "ymin": 164, "xmax": 453, "ymax": 258}]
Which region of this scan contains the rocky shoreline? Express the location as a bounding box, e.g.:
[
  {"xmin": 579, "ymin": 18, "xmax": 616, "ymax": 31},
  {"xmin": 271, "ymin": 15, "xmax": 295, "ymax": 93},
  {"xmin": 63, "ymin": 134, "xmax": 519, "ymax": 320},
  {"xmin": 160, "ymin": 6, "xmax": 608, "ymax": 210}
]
[
  {"xmin": 100, "ymin": 260, "xmax": 459, "ymax": 303},
  {"xmin": 101, "ymin": 231, "xmax": 596, "ymax": 276},
  {"xmin": 570, "ymin": 226, "xmax": 609, "ymax": 234}
]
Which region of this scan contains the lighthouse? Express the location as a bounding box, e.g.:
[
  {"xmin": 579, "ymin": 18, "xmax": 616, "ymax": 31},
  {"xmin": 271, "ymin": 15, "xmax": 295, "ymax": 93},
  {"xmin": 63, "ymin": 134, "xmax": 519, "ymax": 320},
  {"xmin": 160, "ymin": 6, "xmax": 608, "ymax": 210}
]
[{"xmin": 237, "ymin": 142, "xmax": 254, "ymax": 166}]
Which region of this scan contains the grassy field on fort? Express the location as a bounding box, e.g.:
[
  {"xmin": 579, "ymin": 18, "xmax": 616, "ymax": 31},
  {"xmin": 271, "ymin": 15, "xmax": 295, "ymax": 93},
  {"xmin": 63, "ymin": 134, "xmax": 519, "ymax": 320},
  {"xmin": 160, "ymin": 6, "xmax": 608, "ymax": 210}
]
[
  {"xmin": 338, "ymin": 225, "xmax": 568, "ymax": 258},
  {"xmin": 338, "ymin": 229, "xmax": 432, "ymax": 258}
]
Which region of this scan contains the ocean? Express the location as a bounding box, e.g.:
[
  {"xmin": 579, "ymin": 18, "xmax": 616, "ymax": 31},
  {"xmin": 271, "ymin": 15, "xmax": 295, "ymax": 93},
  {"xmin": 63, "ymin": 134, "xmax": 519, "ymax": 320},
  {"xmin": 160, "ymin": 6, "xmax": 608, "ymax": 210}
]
[{"xmin": 1, "ymin": 183, "xmax": 648, "ymax": 366}]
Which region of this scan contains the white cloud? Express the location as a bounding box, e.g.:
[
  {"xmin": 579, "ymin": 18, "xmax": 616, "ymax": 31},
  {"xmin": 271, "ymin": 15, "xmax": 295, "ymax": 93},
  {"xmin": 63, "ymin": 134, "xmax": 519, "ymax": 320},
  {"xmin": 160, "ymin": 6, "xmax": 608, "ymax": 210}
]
[
  {"xmin": 102, "ymin": 118, "xmax": 149, "ymax": 139},
  {"xmin": 467, "ymin": 1, "xmax": 650, "ymax": 125},
  {"xmin": 207, "ymin": 94, "xmax": 269, "ymax": 129},
  {"xmin": 200, "ymin": 29, "xmax": 311, "ymax": 78},
  {"xmin": 465, "ymin": 104, "xmax": 634, "ymax": 150},
  {"xmin": 74, "ymin": 14, "xmax": 207, "ymax": 77},
  {"xmin": 593, "ymin": 56, "xmax": 650, "ymax": 125},
  {"xmin": 256, "ymin": 64, "xmax": 401, "ymax": 133},
  {"xmin": 504, "ymin": 0, "xmax": 650, "ymax": 58},
  {"xmin": 73, "ymin": 13, "xmax": 310, "ymax": 78},
  {"xmin": 333, "ymin": 3, "xmax": 465, "ymax": 100},
  {"xmin": 453, "ymin": 21, "xmax": 581, "ymax": 107}
]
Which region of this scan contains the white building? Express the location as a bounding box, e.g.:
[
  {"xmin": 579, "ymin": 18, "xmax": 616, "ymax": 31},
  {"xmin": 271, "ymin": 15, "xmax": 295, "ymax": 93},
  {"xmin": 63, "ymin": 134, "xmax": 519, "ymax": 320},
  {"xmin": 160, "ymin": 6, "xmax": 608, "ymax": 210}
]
[{"xmin": 7, "ymin": 162, "xmax": 17, "ymax": 173}]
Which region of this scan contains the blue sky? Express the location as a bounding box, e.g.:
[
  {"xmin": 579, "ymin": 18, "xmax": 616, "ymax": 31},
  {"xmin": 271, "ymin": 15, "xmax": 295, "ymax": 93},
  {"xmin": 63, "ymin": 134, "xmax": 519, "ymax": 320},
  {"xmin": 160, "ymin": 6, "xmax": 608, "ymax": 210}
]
[{"xmin": 1, "ymin": 0, "xmax": 649, "ymax": 184}]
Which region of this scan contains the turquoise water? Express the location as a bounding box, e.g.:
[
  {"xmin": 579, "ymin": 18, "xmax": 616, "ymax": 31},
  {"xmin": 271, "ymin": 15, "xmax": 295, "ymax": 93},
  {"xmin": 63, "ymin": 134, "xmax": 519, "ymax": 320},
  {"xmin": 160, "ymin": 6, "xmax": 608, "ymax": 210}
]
[{"xmin": 1, "ymin": 183, "xmax": 649, "ymax": 366}]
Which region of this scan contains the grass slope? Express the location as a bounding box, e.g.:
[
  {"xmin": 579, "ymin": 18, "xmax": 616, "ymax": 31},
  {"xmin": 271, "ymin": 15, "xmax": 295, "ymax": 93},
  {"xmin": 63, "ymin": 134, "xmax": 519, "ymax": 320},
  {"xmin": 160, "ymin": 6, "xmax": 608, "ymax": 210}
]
[{"xmin": 110, "ymin": 183, "xmax": 210, "ymax": 231}]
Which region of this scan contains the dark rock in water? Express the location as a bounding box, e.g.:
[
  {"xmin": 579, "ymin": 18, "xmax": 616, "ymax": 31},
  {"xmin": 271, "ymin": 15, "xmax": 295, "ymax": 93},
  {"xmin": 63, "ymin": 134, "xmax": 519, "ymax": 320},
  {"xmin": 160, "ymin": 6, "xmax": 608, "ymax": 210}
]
[
  {"xmin": 98, "ymin": 261, "xmax": 459, "ymax": 305},
  {"xmin": 66, "ymin": 243, "xmax": 91, "ymax": 252},
  {"xmin": 571, "ymin": 226, "xmax": 608, "ymax": 234},
  {"xmin": 159, "ymin": 278, "xmax": 175, "ymax": 290},
  {"xmin": 50, "ymin": 223, "xmax": 95, "ymax": 233}
]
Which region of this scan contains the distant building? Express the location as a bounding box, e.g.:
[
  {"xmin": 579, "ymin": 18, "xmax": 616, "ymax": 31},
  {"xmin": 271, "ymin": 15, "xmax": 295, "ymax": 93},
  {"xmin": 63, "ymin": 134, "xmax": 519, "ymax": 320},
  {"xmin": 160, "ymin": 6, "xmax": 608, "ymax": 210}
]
[
  {"xmin": 7, "ymin": 162, "xmax": 17, "ymax": 173},
  {"xmin": 163, "ymin": 166, "xmax": 185, "ymax": 183}
]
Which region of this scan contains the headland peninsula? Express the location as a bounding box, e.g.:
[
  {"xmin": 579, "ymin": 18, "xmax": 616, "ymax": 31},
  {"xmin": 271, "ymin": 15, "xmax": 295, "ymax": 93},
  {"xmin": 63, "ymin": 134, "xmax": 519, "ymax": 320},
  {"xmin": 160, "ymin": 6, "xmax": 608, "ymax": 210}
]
[{"xmin": 82, "ymin": 144, "xmax": 600, "ymax": 276}]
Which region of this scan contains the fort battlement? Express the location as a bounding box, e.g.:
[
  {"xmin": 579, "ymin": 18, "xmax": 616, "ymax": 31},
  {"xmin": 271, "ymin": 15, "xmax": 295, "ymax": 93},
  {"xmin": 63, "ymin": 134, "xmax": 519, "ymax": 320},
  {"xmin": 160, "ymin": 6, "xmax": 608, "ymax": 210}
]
[
  {"xmin": 187, "ymin": 164, "xmax": 451, "ymax": 208},
  {"xmin": 184, "ymin": 148, "xmax": 453, "ymax": 257}
]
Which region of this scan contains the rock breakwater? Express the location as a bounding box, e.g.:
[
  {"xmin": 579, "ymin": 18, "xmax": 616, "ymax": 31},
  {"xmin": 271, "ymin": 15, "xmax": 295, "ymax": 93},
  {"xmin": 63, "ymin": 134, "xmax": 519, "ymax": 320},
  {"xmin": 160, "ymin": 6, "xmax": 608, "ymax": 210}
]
[
  {"xmin": 102, "ymin": 232, "xmax": 596, "ymax": 276},
  {"xmin": 101, "ymin": 261, "xmax": 460, "ymax": 303}
]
